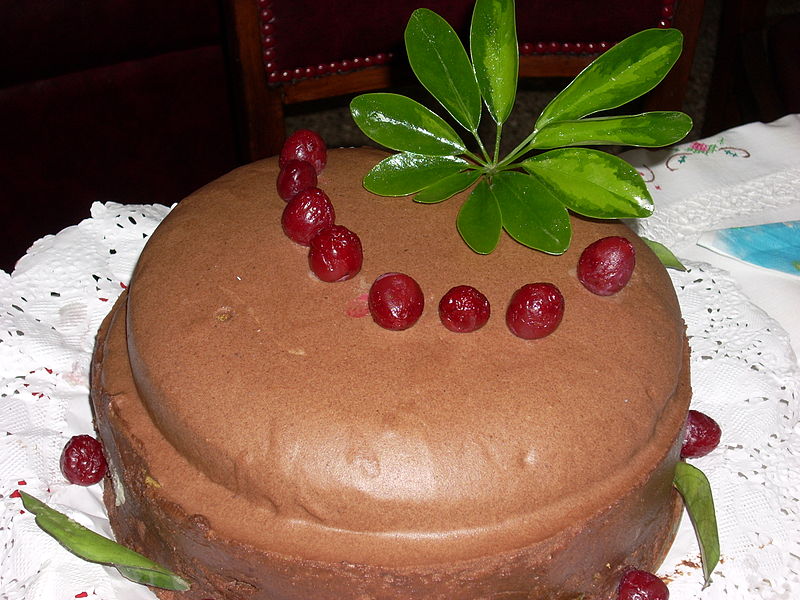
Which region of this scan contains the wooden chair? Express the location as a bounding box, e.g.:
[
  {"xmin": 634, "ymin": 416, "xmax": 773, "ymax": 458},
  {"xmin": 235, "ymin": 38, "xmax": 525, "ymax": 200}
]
[{"xmin": 224, "ymin": 0, "xmax": 705, "ymax": 161}]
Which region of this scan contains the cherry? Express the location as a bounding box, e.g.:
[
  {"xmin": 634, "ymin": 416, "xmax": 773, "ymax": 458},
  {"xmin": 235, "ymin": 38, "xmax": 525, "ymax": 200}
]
[
  {"xmin": 60, "ymin": 434, "xmax": 108, "ymax": 486},
  {"xmin": 506, "ymin": 282, "xmax": 564, "ymax": 339},
  {"xmin": 681, "ymin": 409, "xmax": 722, "ymax": 458},
  {"xmin": 281, "ymin": 187, "xmax": 336, "ymax": 245},
  {"xmin": 308, "ymin": 225, "xmax": 362, "ymax": 282},
  {"xmin": 369, "ymin": 273, "xmax": 424, "ymax": 331},
  {"xmin": 577, "ymin": 236, "xmax": 636, "ymax": 296},
  {"xmin": 617, "ymin": 568, "xmax": 669, "ymax": 600},
  {"xmin": 280, "ymin": 129, "xmax": 327, "ymax": 174},
  {"xmin": 277, "ymin": 159, "xmax": 317, "ymax": 201},
  {"xmin": 438, "ymin": 285, "xmax": 490, "ymax": 333}
]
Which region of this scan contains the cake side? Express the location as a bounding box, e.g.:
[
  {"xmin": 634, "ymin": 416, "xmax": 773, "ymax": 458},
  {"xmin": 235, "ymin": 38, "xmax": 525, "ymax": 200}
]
[{"xmin": 93, "ymin": 294, "xmax": 688, "ymax": 600}]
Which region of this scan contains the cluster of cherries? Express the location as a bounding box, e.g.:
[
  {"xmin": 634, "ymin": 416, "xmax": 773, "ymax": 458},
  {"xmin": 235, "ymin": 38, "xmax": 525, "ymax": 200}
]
[
  {"xmin": 276, "ymin": 131, "xmax": 645, "ymax": 340},
  {"xmin": 277, "ymin": 130, "xmax": 365, "ymax": 283},
  {"xmin": 276, "ymin": 130, "xmax": 487, "ymax": 333}
]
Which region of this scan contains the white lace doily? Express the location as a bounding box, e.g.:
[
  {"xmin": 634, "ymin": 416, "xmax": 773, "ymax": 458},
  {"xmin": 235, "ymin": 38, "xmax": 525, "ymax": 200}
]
[{"xmin": 1, "ymin": 200, "xmax": 798, "ymax": 600}]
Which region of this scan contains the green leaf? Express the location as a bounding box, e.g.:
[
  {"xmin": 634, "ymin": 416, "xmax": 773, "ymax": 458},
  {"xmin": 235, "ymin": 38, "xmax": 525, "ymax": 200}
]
[
  {"xmin": 350, "ymin": 93, "xmax": 468, "ymax": 155},
  {"xmin": 493, "ymin": 171, "xmax": 571, "ymax": 254},
  {"xmin": 19, "ymin": 491, "xmax": 190, "ymax": 591},
  {"xmin": 528, "ymin": 112, "xmax": 693, "ymax": 149},
  {"xmin": 642, "ymin": 237, "xmax": 687, "ymax": 270},
  {"xmin": 470, "ymin": 0, "xmax": 518, "ymax": 125},
  {"xmin": 414, "ymin": 170, "xmax": 482, "ymax": 204},
  {"xmin": 536, "ymin": 29, "xmax": 683, "ymax": 129},
  {"xmin": 364, "ymin": 153, "xmax": 470, "ymax": 196},
  {"xmin": 457, "ymin": 179, "xmax": 502, "ymax": 253},
  {"xmin": 350, "ymin": 7, "xmax": 691, "ymax": 258},
  {"xmin": 673, "ymin": 462, "xmax": 720, "ymax": 587},
  {"xmin": 522, "ymin": 148, "xmax": 653, "ymax": 219},
  {"xmin": 405, "ymin": 9, "xmax": 482, "ymax": 133}
]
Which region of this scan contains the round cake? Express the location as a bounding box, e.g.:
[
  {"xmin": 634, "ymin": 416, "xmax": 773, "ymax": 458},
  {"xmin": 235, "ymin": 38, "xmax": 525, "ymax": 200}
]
[{"xmin": 91, "ymin": 147, "xmax": 690, "ymax": 599}]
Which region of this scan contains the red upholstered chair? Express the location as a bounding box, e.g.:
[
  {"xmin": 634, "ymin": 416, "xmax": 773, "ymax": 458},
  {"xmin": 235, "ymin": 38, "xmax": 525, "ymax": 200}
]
[{"xmin": 226, "ymin": 0, "xmax": 706, "ymax": 160}]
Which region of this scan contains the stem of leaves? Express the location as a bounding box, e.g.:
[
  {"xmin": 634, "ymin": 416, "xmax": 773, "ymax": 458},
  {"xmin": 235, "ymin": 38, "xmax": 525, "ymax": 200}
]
[
  {"xmin": 497, "ymin": 129, "xmax": 539, "ymax": 170},
  {"xmin": 473, "ymin": 129, "xmax": 491, "ymax": 163},
  {"xmin": 464, "ymin": 148, "xmax": 487, "ymax": 165},
  {"xmin": 493, "ymin": 123, "xmax": 503, "ymax": 164}
]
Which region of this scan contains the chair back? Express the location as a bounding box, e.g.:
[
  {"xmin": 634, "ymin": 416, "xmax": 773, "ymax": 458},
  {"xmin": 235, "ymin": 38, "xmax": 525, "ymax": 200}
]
[{"xmin": 226, "ymin": 0, "xmax": 705, "ymax": 159}]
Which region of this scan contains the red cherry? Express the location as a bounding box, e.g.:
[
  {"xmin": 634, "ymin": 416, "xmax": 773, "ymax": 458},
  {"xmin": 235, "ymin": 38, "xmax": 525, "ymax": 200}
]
[
  {"xmin": 438, "ymin": 285, "xmax": 490, "ymax": 333},
  {"xmin": 577, "ymin": 236, "xmax": 636, "ymax": 296},
  {"xmin": 308, "ymin": 225, "xmax": 362, "ymax": 282},
  {"xmin": 617, "ymin": 569, "xmax": 669, "ymax": 600},
  {"xmin": 280, "ymin": 129, "xmax": 327, "ymax": 174},
  {"xmin": 368, "ymin": 273, "xmax": 424, "ymax": 331},
  {"xmin": 281, "ymin": 187, "xmax": 336, "ymax": 245},
  {"xmin": 506, "ymin": 282, "xmax": 564, "ymax": 339},
  {"xmin": 681, "ymin": 409, "xmax": 722, "ymax": 458},
  {"xmin": 277, "ymin": 159, "xmax": 317, "ymax": 201},
  {"xmin": 60, "ymin": 434, "xmax": 108, "ymax": 486}
]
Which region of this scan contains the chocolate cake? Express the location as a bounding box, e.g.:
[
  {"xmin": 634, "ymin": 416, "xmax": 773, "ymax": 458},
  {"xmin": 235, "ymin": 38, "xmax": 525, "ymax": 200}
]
[{"xmin": 91, "ymin": 147, "xmax": 690, "ymax": 599}]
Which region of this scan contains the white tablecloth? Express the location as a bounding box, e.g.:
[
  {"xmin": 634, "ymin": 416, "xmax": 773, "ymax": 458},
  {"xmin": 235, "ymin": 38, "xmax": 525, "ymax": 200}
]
[
  {"xmin": 622, "ymin": 113, "xmax": 800, "ymax": 361},
  {"xmin": 1, "ymin": 117, "xmax": 798, "ymax": 599}
]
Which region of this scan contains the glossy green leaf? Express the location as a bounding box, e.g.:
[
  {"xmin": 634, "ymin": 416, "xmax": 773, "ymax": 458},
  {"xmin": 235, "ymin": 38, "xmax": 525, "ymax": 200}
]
[
  {"xmin": 350, "ymin": 93, "xmax": 467, "ymax": 155},
  {"xmin": 457, "ymin": 179, "xmax": 502, "ymax": 253},
  {"xmin": 643, "ymin": 237, "xmax": 687, "ymax": 270},
  {"xmin": 528, "ymin": 112, "xmax": 693, "ymax": 149},
  {"xmin": 536, "ymin": 29, "xmax": 683, "ymax": 129},
  {"xmin": 414, "ymin": 170, "xmax": 482, "ymax": 204},
  {"xmin": 470, "ymin": 0, "xmax": 518, "ymax": 125},
  {"xmin": 405, "ymin": 9, "xmax": 482, "ymax": 132},
  {"xmin": 364, "ymin": 153, "xmax": 469, "ymax": 196},
  {"xmin": 673, "ymin": 462, "xmax": 720, "ymax": 587},
  {"xmin": 522, "ymin": 148, "xmax": 653, "ymax": 219},
  {"xmin": 19, "ymin": 491, "xmax": 190, "ymax": 591},
  {"xmin": 350, "ymin": 6, "xmax": 691, "ymax": 258},
  {"xmin": 493, "ymin": 171, "xmax": 571, "ymax": 254}
]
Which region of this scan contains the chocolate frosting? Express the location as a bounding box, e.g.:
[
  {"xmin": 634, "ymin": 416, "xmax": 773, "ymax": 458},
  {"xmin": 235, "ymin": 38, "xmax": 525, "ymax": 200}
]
[
  {"xmin": 93, "ymin": 147, "xmax": 689, "ymax": 598},
  {"xmin": 108, "ymin": 147, "xmax": 688, "ymax": 567}
]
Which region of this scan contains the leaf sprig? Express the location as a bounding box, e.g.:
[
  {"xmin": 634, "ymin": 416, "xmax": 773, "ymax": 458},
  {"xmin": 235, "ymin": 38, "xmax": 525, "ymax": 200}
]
[
  {"xmin": 673, "ymin": 462, "xmax": 721, "ymax": 586},
  {"xmin": 350, "ymin": 0, "xmax": 692, "ymax": 254},
  {"xmin": 19, "ymin": 491, "xmax": 190, "ymax": 592}
]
